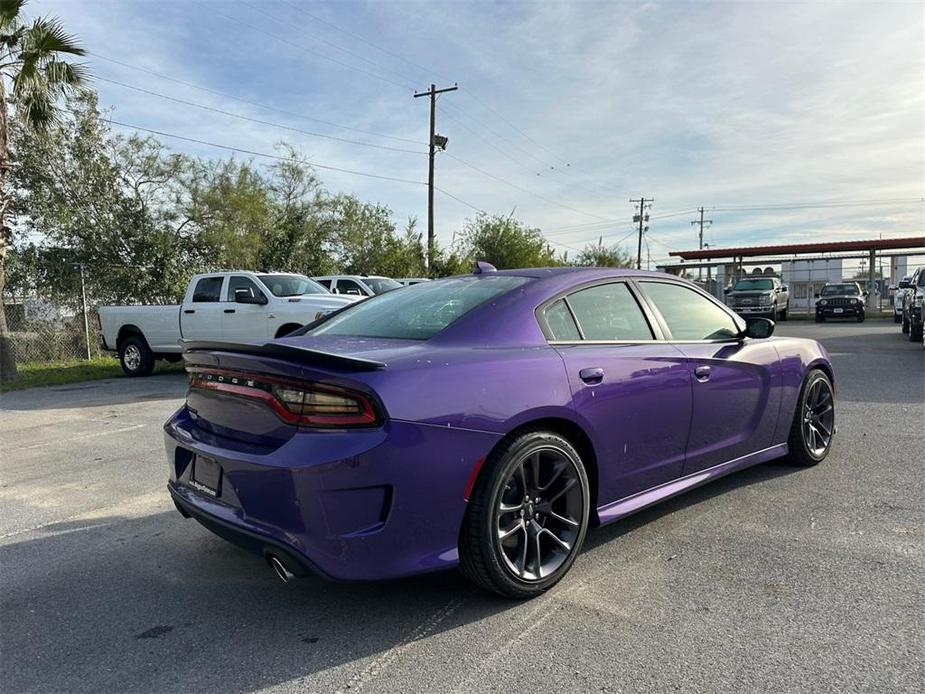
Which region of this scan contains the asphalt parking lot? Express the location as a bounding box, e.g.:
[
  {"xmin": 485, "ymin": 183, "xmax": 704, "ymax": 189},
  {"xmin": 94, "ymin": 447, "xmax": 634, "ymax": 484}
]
[{"xmin": 1, "ymin": 320, "xmax": 923, "ymax": 693}]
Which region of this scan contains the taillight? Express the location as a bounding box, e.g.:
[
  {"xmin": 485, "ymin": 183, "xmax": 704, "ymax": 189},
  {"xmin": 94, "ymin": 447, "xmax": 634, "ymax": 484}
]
[{"xmin": 187, "ymin": 368, "xmax": 379, "ymax": 427}]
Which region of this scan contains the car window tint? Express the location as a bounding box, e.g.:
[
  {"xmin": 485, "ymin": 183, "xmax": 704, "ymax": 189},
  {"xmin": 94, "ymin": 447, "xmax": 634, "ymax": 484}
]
[
  {"xmin": 311, "ymin": 276, "xmax": 530, "ymax": 340},
  {"xmin": 566, "ymin": 283, "xmax": 653, "ymax": 341},
  {"xmin": 545, "ymin": 299, "xmax": 581, "ymax": 341},
  {"xmin": 336, "ymin": 279, "xmax": 365, "ymax": 295},
  {"xmin": 226, "ymin": 276, "xmax": 263, "ymax": 301},
  {"xmin": 642, "ymin": 281, "xmax": 739, "ymax": 340},
  {"xmin": 192, "ymin": 277, "xmax": 223, "ymax": 303},
  {"xmin": 316, "ymin": 279, "xmax": 332, "ymax": 288}
]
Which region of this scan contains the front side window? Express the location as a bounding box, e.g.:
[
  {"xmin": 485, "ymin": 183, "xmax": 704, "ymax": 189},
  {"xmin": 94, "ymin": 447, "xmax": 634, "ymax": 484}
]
[
  {"xmin": 335, "ymin": 279, "xmax": 367, "ymax": 296},
  {"xmin": 261, "ymin": 274, "xmax": 327, "ymax": 297},
  {"xmin": 226, "ymin": 276, "xmax": 265, "ymax": 302},
  {"xmin": 565, "ymin": 283, "xmax": 653, "ymax": 341},
  {"xmin": 641, "ymin": 281, "xmax": 740, "ymax": 341},
  {"xmin": 192, "ymin": 276, "xmax": 223, "ymax": 303},
  {"xmin": 310, "ymin": 276, "xmax": 530, "ymax": 340}
]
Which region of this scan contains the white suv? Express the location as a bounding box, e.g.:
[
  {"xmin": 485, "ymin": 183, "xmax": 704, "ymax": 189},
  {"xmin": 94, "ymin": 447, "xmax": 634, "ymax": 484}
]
[{"xmin": 313, "ymin": 275, "xmax": 402, "ymax": 297}]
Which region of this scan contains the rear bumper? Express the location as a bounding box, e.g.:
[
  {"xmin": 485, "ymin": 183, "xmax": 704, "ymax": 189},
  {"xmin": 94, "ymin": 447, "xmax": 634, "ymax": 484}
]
[{"xmin": 164, "ymin": 407, "xmax": 501, "ymax": 581}]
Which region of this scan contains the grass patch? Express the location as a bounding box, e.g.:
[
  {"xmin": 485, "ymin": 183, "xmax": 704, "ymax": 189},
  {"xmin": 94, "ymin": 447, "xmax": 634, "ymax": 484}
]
[{"xmin": 0, "ymin": 357, "xmax": 185, "ymax": 393}]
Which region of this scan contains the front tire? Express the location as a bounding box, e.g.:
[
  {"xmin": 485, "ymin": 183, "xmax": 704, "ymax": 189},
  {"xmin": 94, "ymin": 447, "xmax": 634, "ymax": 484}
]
[
  {"xmin": 910, "ymin": 320, "xmax": 923, "ymax": 342},
  {"xmin": 459, "ymin": 430, "xmax": 590, "ymax": 599},
  {"xmin": 856, "ymin": 312, "xmax": 865, "ymax": 323},
  {"xmin": 779, "ymin": 305, "xmax": 789, "ymax": 321},
  {"xmin": 785, "ymin": 370, "xmax": 835, "ymax": 467},
  {"xmin": 118, "ymin": 336, "xmax": 155, "ymax": 377}
]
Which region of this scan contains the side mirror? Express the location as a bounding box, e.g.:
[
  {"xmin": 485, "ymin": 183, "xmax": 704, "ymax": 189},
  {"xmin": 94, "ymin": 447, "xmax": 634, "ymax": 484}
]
[
  {"xmin": 814, "ymin": 293, "xmax": 820, "ymax": 299},
  {"xmin": 863, "ymin": 291, "xmax": 869, "ymax": 298},
  {"xmin": 235, "ymin": 288, "xmax": 267, "ymax": 305},
  {"xmin": 780, "ymin": 285, "xmax": 788, "ymax": 292},
  {"xmin": 743, "ymin": 317, "xmax": 775, "ymax": 339},
  {"xmin": 723, "ymin": 287, "xmax": 732, "ymax": 295},
  {"xmin": 899, "ymin": 280, "xmax": 911, "ymax": 289}
]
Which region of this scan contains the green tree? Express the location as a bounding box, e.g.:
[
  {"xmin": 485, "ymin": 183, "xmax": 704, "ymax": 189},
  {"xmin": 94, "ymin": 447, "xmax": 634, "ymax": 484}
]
[
  {"xmin": 13, "ymin": 94, "xmax": 195, "ymax": 304},
  {"xmin": 456, "ymin": 212, "xmax": 558, "ymax": 270},
  {"xmin": 574, "ymin": 240, "xmax": 633, "ymax": 268},
  {"xmin": 1, "ymin": 0, "xmax": 88, "ymax": 381}
]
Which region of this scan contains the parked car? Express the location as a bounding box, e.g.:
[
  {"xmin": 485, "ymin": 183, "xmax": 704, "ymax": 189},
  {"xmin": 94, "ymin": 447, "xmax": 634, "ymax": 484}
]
[
  {"xmin": 891, "ymin": 276, "xmax": 913, "ymax": 323},
  {"xmin": 900, "ymin": 266, "xmax": 924, "ymax": 341},
  {"xmin": 98, "ymin": 272, "xmax": 357, "ymax": 376},
  {"xmin": 166, "ymin": 267, "xmax": 835, "ymax": 598},
  {"xmin": 814, "ymin": 282, "xmax": 866, "ymax": 322},
  {"xmin": 313, "ymin": 275, "xmax": 402, "ymax": 297},
  {"xmin": 397, "ymin": 277, "xmax": 432, "ymax": 286},
  {"xmin": 724, "ymin": 276, "xmax": 789, "ymax": 320}
]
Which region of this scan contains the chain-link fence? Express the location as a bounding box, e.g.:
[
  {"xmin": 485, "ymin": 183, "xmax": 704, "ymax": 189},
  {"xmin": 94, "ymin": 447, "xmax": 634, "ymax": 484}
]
[{"xmin": 4, "ymin": 296, "xmax": 103, "ymax": 366}]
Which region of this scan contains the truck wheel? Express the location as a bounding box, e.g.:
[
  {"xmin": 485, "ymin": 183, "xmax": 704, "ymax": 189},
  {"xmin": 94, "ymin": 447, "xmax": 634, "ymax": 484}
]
[
  {"xmin": 119, "ymin": 336, "xmax": 155, "ymax": 377},
  {"xmin": 779, "ymin": 305, "xmax": 789, "ymax": 321},
  {"xmin": 894, "ymin": 313, "xmax": 902, "ymax": 324},
  {"xmin": 856, "ymin": 312, "xmax": 865, "ymax": 323},
  {"xmin": 910, "ymin": 321, "xmax": 923, "ymax": 343},
  {"xmin": 274, "ymin": 323, "xmax": 303, "ymax": 339}
]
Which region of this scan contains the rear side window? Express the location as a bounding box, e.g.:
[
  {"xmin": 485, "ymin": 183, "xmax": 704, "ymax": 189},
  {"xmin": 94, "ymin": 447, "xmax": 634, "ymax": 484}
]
[
  {"xmin": 545, "ymin": 300, "xmax": 581, "ymax": 341},
  {"xmin": 336, "ymin": 278, "xmax": 366, "ymax": 296},
  {"xmin": 316, "ymin": 279, "xmax": 332, "ymax": 289},
  {"xmin": 192, "ymin": 277, "xmax": 223, "ymax": 303},
  {"xmin": 310, "ymin": 276, "xmax": 530, "ymax": 340},
  {"xmin": 641, "ymin": 281, "xmax": 739, "ymax": 341},
  {"xmin": 566, "ymin": 283, "xmax": 654, "ymax": 341}
]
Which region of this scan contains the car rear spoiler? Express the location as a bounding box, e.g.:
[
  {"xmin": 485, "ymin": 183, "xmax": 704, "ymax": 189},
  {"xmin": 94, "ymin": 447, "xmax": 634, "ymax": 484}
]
[{"xmin": 180, "ymin": 340, "xmax": 387, "ymax": 370}]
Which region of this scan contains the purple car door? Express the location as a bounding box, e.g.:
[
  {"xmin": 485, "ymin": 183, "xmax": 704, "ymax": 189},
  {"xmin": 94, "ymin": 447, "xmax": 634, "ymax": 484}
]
[
  {"xmin": 542, "ymin": 282, "xmax": 693, "ymax": 504},
  {"xmin": 637, "ymin": 280, "xmax": 781, "ymax": 474}
]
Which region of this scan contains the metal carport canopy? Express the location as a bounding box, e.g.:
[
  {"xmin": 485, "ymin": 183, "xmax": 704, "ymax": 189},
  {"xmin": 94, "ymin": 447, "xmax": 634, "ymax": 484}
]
[{"xmin": 668, "ymin": 236, "xmax": 925, "ymax": 260}]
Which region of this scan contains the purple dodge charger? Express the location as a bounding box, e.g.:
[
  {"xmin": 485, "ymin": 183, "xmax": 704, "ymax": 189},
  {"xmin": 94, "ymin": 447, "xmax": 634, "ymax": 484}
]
[{"xmin": 165, "ymin": 267, "xmax": 835, "ymax": 598}]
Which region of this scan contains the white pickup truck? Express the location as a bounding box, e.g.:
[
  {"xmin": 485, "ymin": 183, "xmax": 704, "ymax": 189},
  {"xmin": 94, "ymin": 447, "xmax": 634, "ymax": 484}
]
[{"xmin": 98, "ymin": 272, "xmax": 358, "ymax": 376}]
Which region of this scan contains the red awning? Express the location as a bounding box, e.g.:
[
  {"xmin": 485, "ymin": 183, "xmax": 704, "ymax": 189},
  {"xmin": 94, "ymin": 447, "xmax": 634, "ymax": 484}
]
[{"xmin": 669, "ymin": 237, "xmax": 925, "ymax": 260}]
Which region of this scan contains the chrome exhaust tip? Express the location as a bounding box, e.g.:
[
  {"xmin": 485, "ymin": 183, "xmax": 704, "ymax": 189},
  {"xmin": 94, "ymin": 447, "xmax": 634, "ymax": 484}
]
[{"xmin": 268, "ymin": 555, "xmax": 296, "ymax": 583}]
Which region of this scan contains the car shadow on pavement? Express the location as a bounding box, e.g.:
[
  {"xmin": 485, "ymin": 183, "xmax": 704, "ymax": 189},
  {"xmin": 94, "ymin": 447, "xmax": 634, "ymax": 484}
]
[
  {"xmin": 0, "ymin": 461, "xmax": 804, "ymax": 693},
  {"xmin": 0, "ymin": 373, "xmax": 188, "ymax": 411},
  {"xmin": 585, "ymin": 460, "xmax": 802, "ymax": 550},
  {"xmin": 0, "ymin": 509, "xmax": 508, "ymax": 694}
]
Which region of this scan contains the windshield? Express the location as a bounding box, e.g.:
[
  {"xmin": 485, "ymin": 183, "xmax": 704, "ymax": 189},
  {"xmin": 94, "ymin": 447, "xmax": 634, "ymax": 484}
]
[
  {"xmin": 918, "ymin": 270, "xmax": 925, "ymax": 287},
  {"xmin": 260, "ymin": 274, "xmax": 329, "ymax": 297},
  {"xmin": 733, "ymin": 279, "xmax": 773, "ymax": 291},
  {"xmin": 365, "ymin": 277, "xmax": 402, "ymax": 294},
  {"xmin": 821, "ymin": 284, "xmax": 859, "ymax": 296},
  {"xmin": 309, "ymin": 275, "xmax": 530, "ymax": 340}
]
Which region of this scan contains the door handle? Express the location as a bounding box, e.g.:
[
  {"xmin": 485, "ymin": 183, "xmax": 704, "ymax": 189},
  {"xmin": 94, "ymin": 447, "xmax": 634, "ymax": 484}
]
[
  {"xmin": 183, "ymin": 309, "xmax": 195, "ymax": 314},
  {"xmin": 223, "ymin": 309, "xmax": 235, "ymax": 314},
  {"xmin": 694, "ymin": 365, "xmax": 711, "ymax": 382},
  {"xmin": 579, "ymin": 367, "xmax": 604, "ymax": 385}
]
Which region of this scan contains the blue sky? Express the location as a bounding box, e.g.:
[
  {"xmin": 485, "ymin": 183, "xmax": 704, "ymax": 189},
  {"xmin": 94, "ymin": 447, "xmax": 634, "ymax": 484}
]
[{"xmin": 35, "ymin": 0, "xmax": 924, "ymax": 266}]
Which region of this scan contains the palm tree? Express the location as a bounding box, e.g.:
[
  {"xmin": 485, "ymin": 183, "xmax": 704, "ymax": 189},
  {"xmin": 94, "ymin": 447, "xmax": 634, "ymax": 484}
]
[{"xmin": 0, "ymin": 0, "xmax": 87, "ymax": 382}]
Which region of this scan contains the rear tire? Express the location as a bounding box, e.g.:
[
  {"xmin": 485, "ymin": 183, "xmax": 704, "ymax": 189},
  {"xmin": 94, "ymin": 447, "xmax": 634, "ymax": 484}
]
[
  {"xmin": 785, "ymin": 370, "xmax": 835, "ymax": 467},
  {"xmin": 902, "ymin": 315, "xmax": 909, "ymax": 333},
  {"xmin": 459, "ymin": 430, "xmax": 590, "ymax": 599},
  {"xmin": 118, "ymin": 336, "xmax": 155, "ymax": 377}
]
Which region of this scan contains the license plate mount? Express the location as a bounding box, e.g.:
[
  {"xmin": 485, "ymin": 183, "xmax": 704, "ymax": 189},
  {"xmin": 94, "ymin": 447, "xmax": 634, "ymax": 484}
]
[
  {"xmin": 191, "ymin": 456, "xmax": 223, "ymax": 497},
  {"xmin": 833, "ymin": 308, "xmax": 844, "ymax": 314}
]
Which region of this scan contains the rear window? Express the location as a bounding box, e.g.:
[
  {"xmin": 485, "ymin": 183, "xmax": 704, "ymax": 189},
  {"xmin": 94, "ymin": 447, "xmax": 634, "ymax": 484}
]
[{"xmin": 309, "ymin": 275, "xmax": 530, "ymax": 340}]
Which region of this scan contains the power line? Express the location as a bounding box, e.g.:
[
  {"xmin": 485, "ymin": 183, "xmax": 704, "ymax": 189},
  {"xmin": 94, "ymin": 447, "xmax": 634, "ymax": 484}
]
[
  {"xmin": 710, "ymin": 197, "xmax": 924, "ymax": 212},
  {"xmin": 236, "ymin": 0, "xmax": 420, "ymax": 89},
  {"xmin": 101, "ymin": 118, "xmax": 426, "ymax": 185},
  {"xmin": 443, "ymin": 152, "xmax": 611, "ymax": 221},
  {"xmin": 207, "ymin": 1, "xmax": 414, "ymax": 91},
  {"xmin": 89, "ymin": 52, "xmax": 425, "ymax": 145},
  {"xmin": 96, "ymin": 77, "xmax": 427, "ymax": 155}
]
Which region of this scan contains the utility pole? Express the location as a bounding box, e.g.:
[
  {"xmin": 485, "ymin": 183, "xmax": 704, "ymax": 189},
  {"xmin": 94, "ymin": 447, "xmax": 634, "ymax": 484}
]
[
  {"xmin": 414, "ymin": 82, "xmax": 458, "ymax": 270},
  {"xmin": 690, "ymin": 207, "xmax": 712, "ymax": 282},
  {"xmin": 78, "ymin": 263, "xmax": 91, "ymax": 360},
  {"xmin": 630, "ymin": 196, "xmax": 654, "ymax": 269}
]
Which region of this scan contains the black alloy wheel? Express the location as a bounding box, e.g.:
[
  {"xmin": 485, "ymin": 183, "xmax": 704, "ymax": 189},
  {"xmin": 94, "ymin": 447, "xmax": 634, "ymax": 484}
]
[
  {"xmin": 787, "ymin": 370, "xmax": 835, "ymax": 467},
  {"xmin": 460, "ymin": 430, "xmax": 590, "ymax": 598}
]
